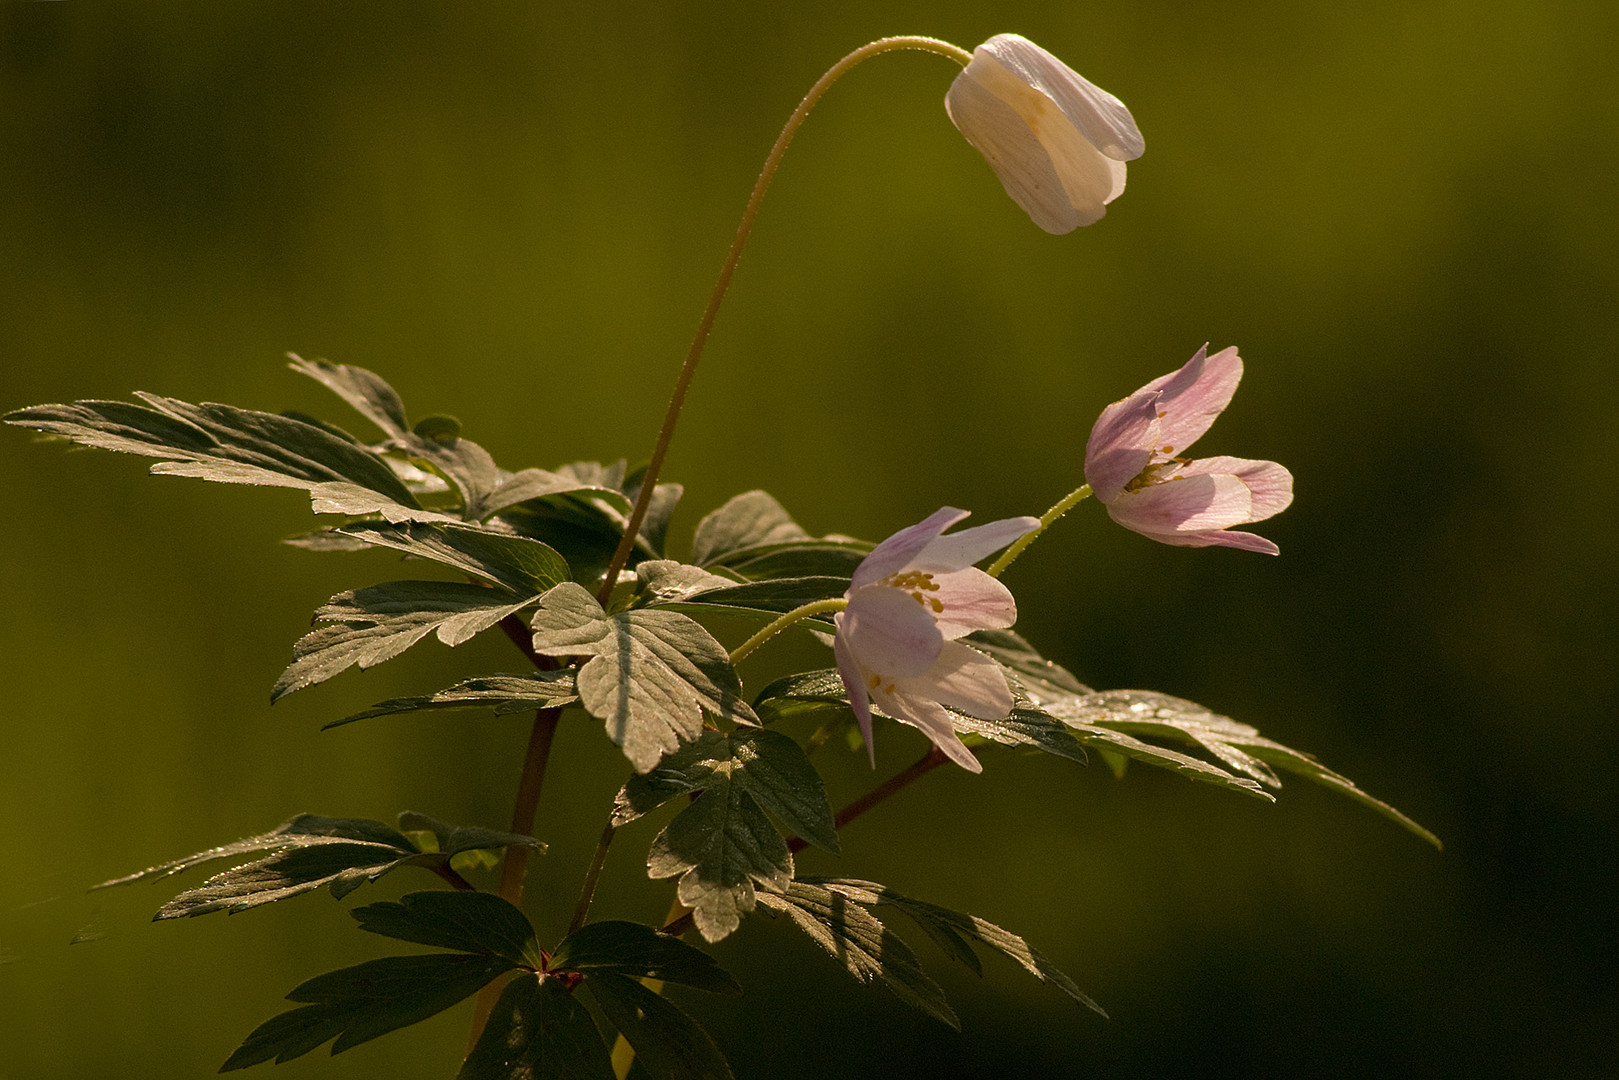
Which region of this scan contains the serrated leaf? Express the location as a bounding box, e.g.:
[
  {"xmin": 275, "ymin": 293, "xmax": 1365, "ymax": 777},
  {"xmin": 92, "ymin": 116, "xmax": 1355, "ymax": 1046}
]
[
  {"xmin": 649, "ymin": 788, "xmax": 790, "ymax": 945},
  {"xmin": 1048, "ymin": 689, "xmax": 1441, "ymax": 847},
  {"xmin": 97, "ymin": 814, "xmax": 540, "ymax": 918},
  {"xmin": 615, "ymin": 730, "xmax": 838, "ymax": 852},
  {"xmin": 755, "ymin": 881, "xmax": 957, "ymax": 1029},
  {"xmin": 334, "ymin": 520, "xmax": 570, "ymax": 594},
  {"xmin": 394, "ymin": 812, "xmax": 547, "ymax": 862},
  {"xmin": 634, "ymin": 561, "xmax": 739, "ymax": 605},
  {"xmin": 273, "ymin": 581, "xmax": 534, "ymax": 701},
  {"xmin": 949, "ymin": 702, "xmax": 1089, "ymax": 765},
  {"xmin": 352, "ymin": 891, "xmax": 541, "ymax": 966},
  {"xmin": 722, "ymin": 544, "xmax": 869, "ymax": 581},
  {"xmin": 289, "ymin": 355, "xmax": 521, "ymax": 521},
  {"xmin": 617, "ymin": 729, "xmax": 837, "ymax": 943},
  {"xmin": 331, "ymin": 672, "xmax": 579, "ymax": 727},
  {"xmin": 460, "ymin": 974, "xmax": 616, "ymax": 1080},
  {"xmin": 529, "ymin": 583, "xmax": 756, "ymax": 773},
  {"xmin": 288, "ymin": 355, "xmax": 410, "ymax": 438},
  {"xmin": 690, "ymin": 491, "xmax": 812, "ymax": 566},
  {"xmin": 688, "ymin": 490, "xmax": 870, "ymax": 579},
  {"xmin": 654, "ymin": 577, "xmax": 850, "ymax": 624},
  {"xmin": 550, "ymin": 922, "xmax": 741, "ymax": 995},
  {"xmin": 585, "ymin": 973, "xmax": 735, "ymax": 1080},
  {"xmin": 750, "ymin": 667, "xmax": 1089, "ymax": 766},
  {"xmin": 5, "ymin": 394, "xmax": 422, "ymax": 513},
  {"xmin": 221, "ymin": 953, "xmax": 517, "ymax": 1070},
  {"xmin": 810, "ymin": 878, "xmax": 1106, "ymax": 1016}
]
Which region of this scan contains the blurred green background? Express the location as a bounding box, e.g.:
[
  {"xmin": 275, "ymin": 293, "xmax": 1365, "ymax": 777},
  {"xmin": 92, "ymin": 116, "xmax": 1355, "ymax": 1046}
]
[{"xmin": 3, "ymin": 2, "xmax": 1614, "ymax": 1077}]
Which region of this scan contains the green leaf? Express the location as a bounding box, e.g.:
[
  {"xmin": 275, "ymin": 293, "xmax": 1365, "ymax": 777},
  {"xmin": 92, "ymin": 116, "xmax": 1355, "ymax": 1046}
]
[
  {"xmin": 948, "ymin": 697, "xmax": 1090, "ymax": 766},
  {"xmin": 96, "ymin": 814, "xmax": 541, "ymax": 917},
  {"xmin": 529, "ymin": 583, "xmax": 757, "ymax": 773},
  {"xmin": 750, "ymin": 667, "xmax": 1090, "ymax": 766},
  {"xmin": 352, "ymin": 891, "xmax": 541, "ymax": 967},
  {"xmin": 654, "ymin": 577, "xmax": 850, "ymax": 624},
  {"xmin": 331, "ymin": 671, "xmax": 579, "ymax": 727},
  {"xmin": 615, "ymin": 729, "xmax": 838, "ymax": 944},
  {"xmin": 288, "ymin": 354, "xmax": 411, "ymax": 438},
  {"xmin": 689, "ymin": 491, "xmax": 814, "ymax": 566},
  {"xmin": 808, "ymin": 878, "xmax": 1106, "ymax": 1017},
  {"xmin": 615, "ymin": 729, "xmax": 838, "ymax": 851},
  {"xmin": 688, "ymin": 490, "xmax": 869, "ymax": 579},
  {"xmin": 648, "ymin": 788, "xmax": 790, "ymax": 946},
  {"xmin": 550, "ymin": 921, "xmax": 741, "ymax": 994},
  {"xmin": 1046, "ymin": 689, "xmax": 1441, "ymax": 847},
  {"xmin": 491, "ymin": 461, "xmax": 681, "ymax": 567},
  {"xmin": 289, "ymin": 355, "xmax": 524, "ymax": 522},
  {"xmin": 755, "ymin": 881, "xmax": 957, "ymax": 1030},
  {"xmin": 394, "ymin": 811, "xmax": 547, "ymax": 863},
  {"xmin": 751, "ymin": 670, "xmax": 856, "ymax": 728},
  {"xmin": 460, "ymin": 974, "xmax": 616, "ymax": 1080},
  {"xmin": 221, "ymin": 953, "xmax": 517, "ymax": 1070},
  {"xmin": 634, "ymin": 561, "xmax": 741, "ymax": 605},
  {"xmin": 334, "ymin": 520, "xmax": 570, "ymax": 594},
  {"xmin": 586, "ymin": 973, "xmax": 736, "ymax": 1080},
  {"xmin": 272, "ymin": 581, "xmax": 535, "ymax": 701},
  {"xmin": 5, "ymin": 393, "xmax": 422, "ymax": 513}
]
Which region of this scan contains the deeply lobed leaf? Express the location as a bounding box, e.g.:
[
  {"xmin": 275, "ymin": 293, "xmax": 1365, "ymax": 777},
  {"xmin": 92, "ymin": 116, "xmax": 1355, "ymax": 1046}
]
[
  {"xmin": 98, "ymin": 813, "xmax": 542, "ymax": 917},
  {"xmin": 550, "ymin": 921, "xmax": 741, "ymax": 994},
  {"xmin": 221, "ymin": 953, "xmax": 518, "ymax": 1070},
  {"xmin": 756, "ymin": 881, "xmax": 958, "ymax": 1029},
  {"xmin": 461, "ymin": 975, "xmax": 616, "ymax": 1080},
  {"xmin": 529, "ymin": 583, "xmax": 756, "ymax": 773},
  {"xmin": 585, "ymin": 973, "xmax": 736, "ymax": 1080}
]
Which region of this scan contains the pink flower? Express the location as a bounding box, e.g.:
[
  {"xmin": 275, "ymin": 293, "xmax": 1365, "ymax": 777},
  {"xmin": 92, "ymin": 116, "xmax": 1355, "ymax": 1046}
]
[
  {"xmin": 945, "ymin": 34, "xmax": 1144, "ymax": 233},
  {"xmin": 834, "ymin": 508, "xmax": 1039, "ymax": 773},
  {"xmin": 1085, "ymin": 346, "xmax": 1293, "ymax": 554}
]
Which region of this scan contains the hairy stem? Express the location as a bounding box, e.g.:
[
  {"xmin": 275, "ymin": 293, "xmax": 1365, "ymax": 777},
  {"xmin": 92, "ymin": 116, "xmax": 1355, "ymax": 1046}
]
[
  {"xmin": 728, "ymin": 597, "xmax": 848, "ymax": 665},
  {"xmin": 595, "ymin": 36, "xmax": 974, "ymax": 605},
  {"xmin": 986, "ymin": 484, "xmax": 1093, "ymax": 578}
]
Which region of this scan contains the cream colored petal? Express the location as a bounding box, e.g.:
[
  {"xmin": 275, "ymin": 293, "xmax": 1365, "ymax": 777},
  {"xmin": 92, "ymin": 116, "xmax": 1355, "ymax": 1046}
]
[
  {"xmin": 946, "ymin": 65, "xmax": 1090, "ymax": 233},
  {"xmin": 976, "ymin": 34, "xmax": 1144, "ymax": 161}
]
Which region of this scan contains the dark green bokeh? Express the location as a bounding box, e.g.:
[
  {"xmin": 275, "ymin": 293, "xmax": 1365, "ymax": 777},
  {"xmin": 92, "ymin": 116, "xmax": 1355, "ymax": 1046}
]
[{"xmin": 2, "ymin": 3, "xmax": 1614, "ymax": 1078}]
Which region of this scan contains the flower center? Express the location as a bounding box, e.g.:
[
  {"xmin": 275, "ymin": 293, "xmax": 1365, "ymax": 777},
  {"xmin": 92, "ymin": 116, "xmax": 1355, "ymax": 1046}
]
[
  {"xmin": 1124, "ymin": 458, "xmax": 1185, "ymax": 493},
  {"xmin": 882, "ymin": 570, "xmax": 945, "ymax": 614}
]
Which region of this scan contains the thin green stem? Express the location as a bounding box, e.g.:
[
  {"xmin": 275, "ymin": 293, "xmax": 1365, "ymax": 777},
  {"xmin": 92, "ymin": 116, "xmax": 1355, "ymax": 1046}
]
[
  {"xmin": 595, "ymin": 36, "xmax": 973, "ymax": 605},
  {"xmin": 729, "ymin": 597, "xmax": 848, "ymax": 665},
  {"xmin": 986, "ymin": 484, "xmax": 1093, "ymax": 579},
  {"xmin": 567, "ymin": 821, "xmax": 618, "ymax": 935}
]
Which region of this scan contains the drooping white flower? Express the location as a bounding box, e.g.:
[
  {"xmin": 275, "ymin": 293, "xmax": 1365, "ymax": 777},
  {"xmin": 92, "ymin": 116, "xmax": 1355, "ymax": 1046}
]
[
  {"xmin": 834, "ymin": 507, "xmax": 1039, "ymax": 772},
  {"xmin": 945, "ymin": 33, "xmax": 1144, "ymax": 233}
]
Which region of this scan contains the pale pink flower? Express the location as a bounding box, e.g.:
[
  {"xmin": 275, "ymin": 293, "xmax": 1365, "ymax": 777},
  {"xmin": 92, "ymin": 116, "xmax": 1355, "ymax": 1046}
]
[
  {"xmin": 834, "ymin": 508, "xmax": 1039, "ymax": 773},
  {"xmin": 1085, "ymin": 346, "xmax": 1293, "ymax": 554},
  {"xmin": 945, "ymin": 34, "xmax": 1144, "ymax": 234}
]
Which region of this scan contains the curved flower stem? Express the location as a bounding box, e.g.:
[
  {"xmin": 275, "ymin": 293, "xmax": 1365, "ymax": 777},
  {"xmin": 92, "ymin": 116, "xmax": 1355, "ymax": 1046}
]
[
  {"xmin": 986, "ymin": 484, "xmax": 1093, "ymax": 578},
  {"xmin": 728, "ymin": 597, "xmax": 848, "ymax": 665},
  {"xmin": 567, "ymin": 821, "xmax": 618, "ymax": 935},
  {"xmin": 595, "ymin": 36, "xmax": 974, "ymax": 605}
]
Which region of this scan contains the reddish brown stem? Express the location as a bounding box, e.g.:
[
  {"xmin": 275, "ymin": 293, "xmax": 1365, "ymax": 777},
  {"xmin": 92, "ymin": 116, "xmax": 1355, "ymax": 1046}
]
[{"xmin": 787, "ymin": 746, "xmax": 951, "ymax": 855}]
